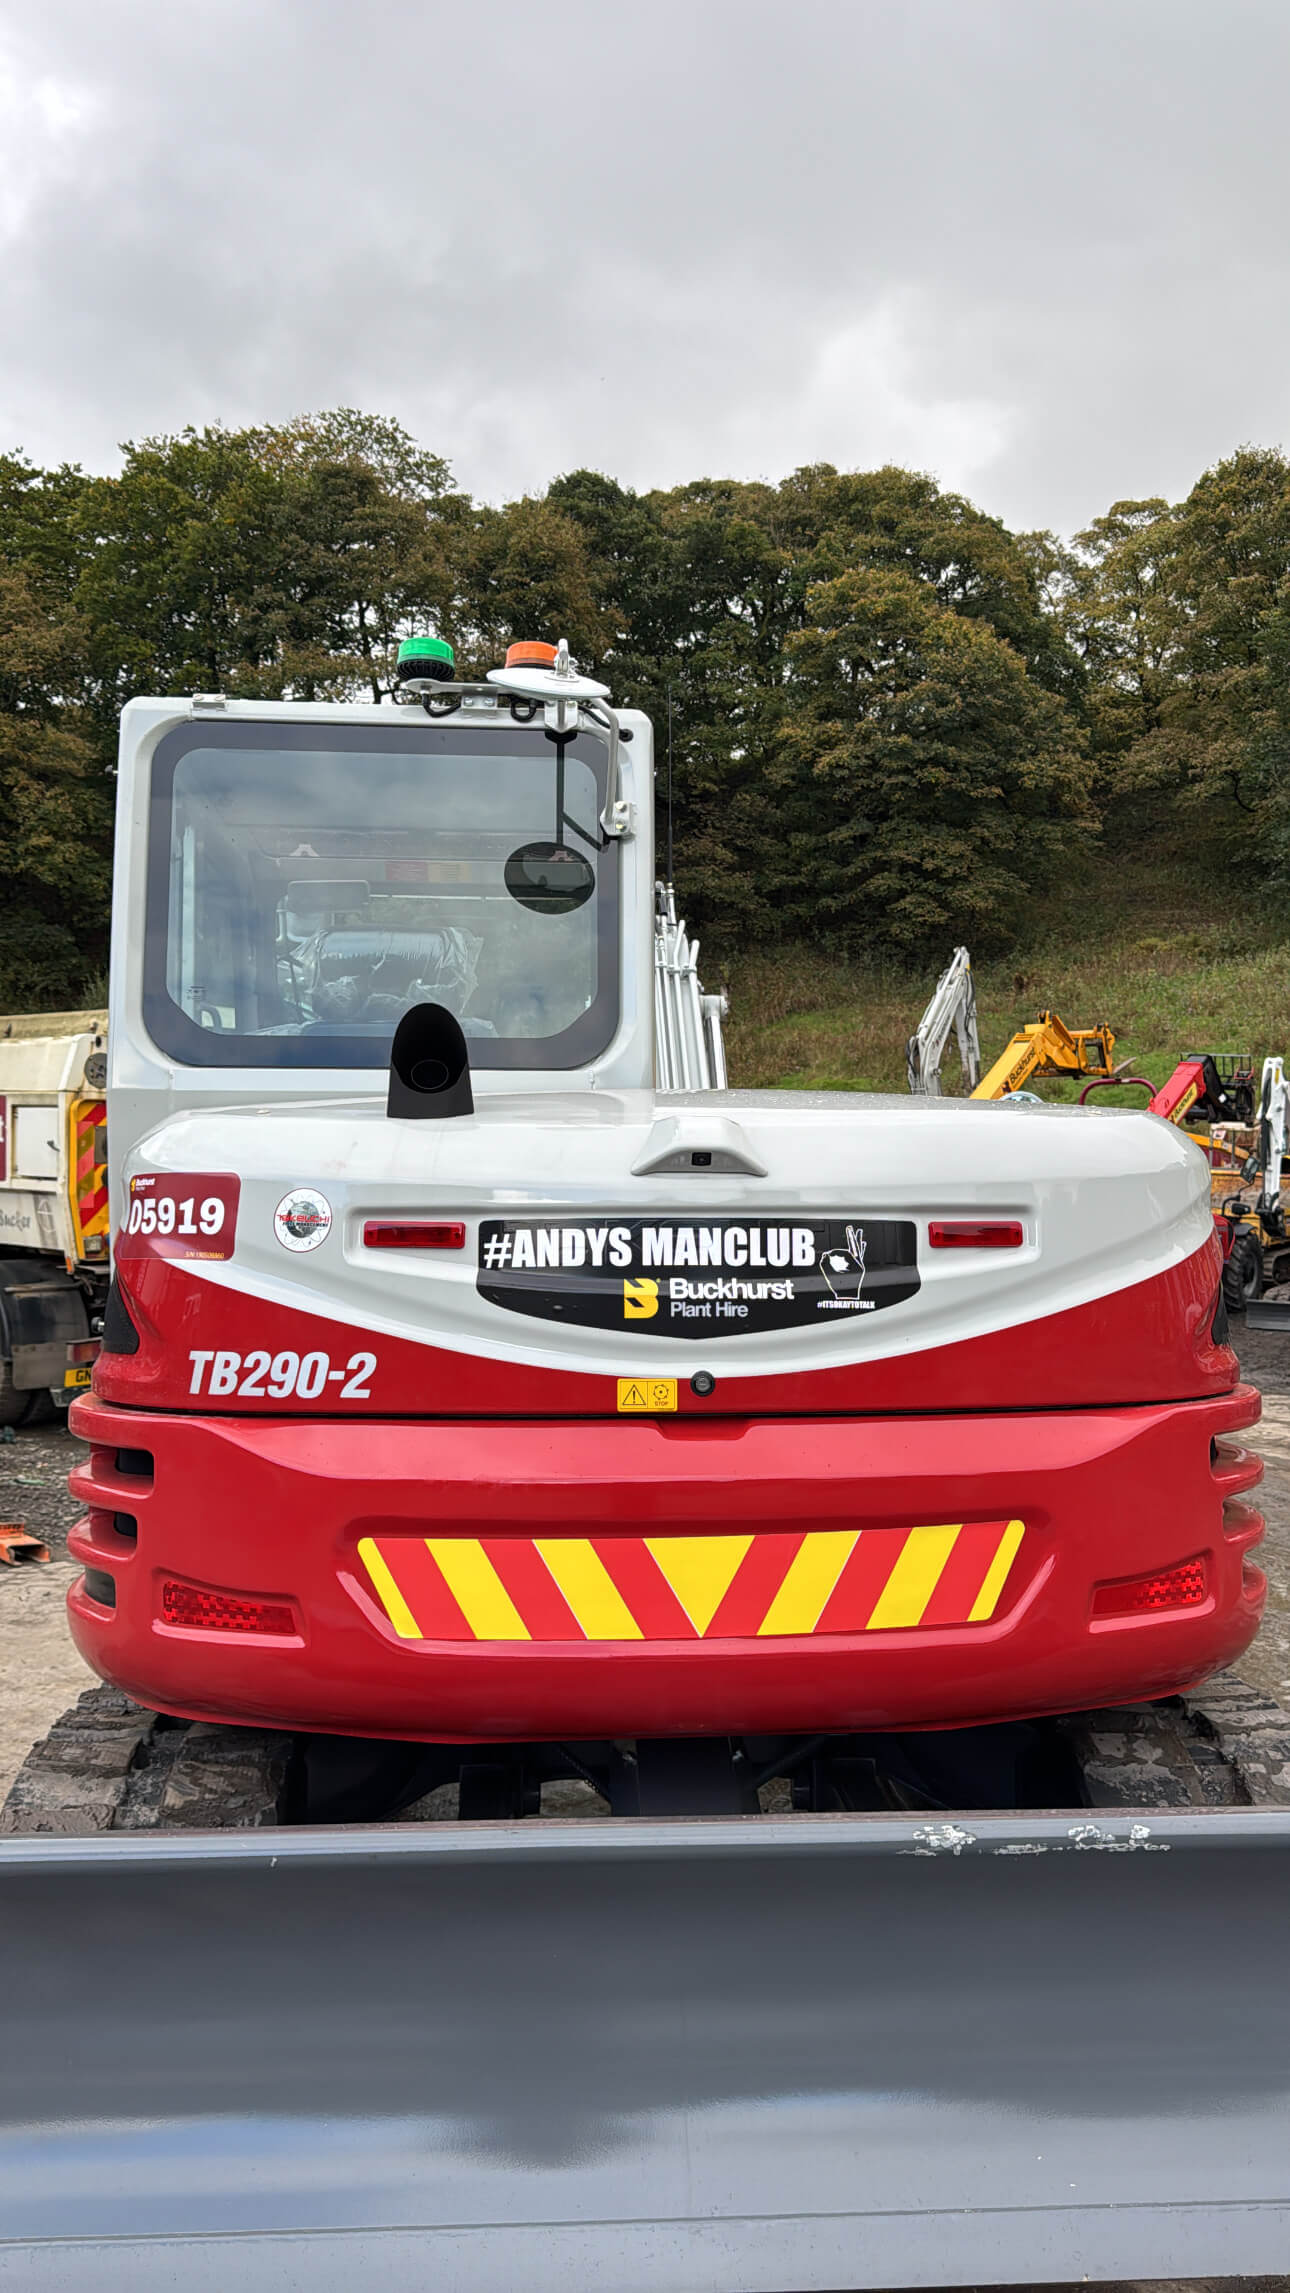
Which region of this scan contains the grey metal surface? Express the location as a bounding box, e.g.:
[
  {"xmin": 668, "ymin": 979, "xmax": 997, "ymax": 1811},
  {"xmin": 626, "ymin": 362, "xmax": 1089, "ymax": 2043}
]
[{"xmin": 2, "ymin": 1809, "xmax": 1290, "ymax": 2289}]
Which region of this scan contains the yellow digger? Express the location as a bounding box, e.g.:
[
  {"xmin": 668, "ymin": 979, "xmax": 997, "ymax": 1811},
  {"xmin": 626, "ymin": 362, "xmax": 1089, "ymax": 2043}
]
[
  {"xmin": 905, "ymin": 953, "xmax": 1115, "ymax": 1101},
  {"xmin": 972, "ymin": 1011, "xmax": 1117, "ymax": 1100}
]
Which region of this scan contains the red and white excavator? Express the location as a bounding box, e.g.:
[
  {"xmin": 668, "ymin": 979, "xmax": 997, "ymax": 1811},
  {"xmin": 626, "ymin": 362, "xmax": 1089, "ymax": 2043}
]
[
  {"xmin": 4, "ymin": 640, "xmax": 1288, "ymax": 2289},
  {"xmin": 6, "ymin": 631, "xmax": 1265, "ymax": 1805}
]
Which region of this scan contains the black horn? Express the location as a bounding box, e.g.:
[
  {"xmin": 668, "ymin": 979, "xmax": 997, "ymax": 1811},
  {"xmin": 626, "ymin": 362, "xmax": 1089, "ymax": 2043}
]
[{"xmin": 387, "ymin": 1003, "xmax": 474, "ymax": 1121}]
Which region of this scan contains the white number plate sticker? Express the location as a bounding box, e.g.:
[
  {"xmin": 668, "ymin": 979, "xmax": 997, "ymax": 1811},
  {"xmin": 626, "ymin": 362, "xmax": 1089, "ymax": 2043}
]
[{"xmin": 188, "ymin": 1348, "xmax": 377, "ymax": 1400}]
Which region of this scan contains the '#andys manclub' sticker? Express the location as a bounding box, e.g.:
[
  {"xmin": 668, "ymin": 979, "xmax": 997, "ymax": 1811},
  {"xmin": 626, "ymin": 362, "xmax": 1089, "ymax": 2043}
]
[{"xmin": 477, "ymin": 1217, "xmax": 918, "ymax": 1338}]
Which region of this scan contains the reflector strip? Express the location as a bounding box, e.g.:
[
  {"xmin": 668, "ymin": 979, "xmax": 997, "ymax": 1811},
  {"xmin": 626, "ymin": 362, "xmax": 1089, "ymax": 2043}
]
[
  {"xmin": 757, "ymin": 1530, "xmax": 857, "ymax": 1637},
  {"xmin": 928, "ymin": 1221, "xmax": 1024, "ymax": 1249},
  {"xmin": 359, "ymin": 1519, "xmax": 1028, "ymax": 1643},
  {"xmin": 866, "ymin": 1525, "xmax": 962, "ymax": 1629},
  {"xmin": 706, "ymin": 1533, "xmax": 805, "ymax": 1637},
  {"xmin": 535, "ymin": 1539, "xmax": 642, "ymax": 1640},
  {"xmin": 486, "ymin": 1539, "xmax": 583, "ymax": 1638},
  {"xmin": 364, "ymin": 1221, "xmax": 466, "ymax": 1250},
  {"xmin": 611, "ymin": 1540, "xmax": 709, "ymax": 1637},
  {"xmin": 919, "ymin": 1519, "xmax": 1012, "ymax": 1628},
  {"xmin": 160, "ymin": 1581, "xmax": 295, "ymax": 1635},
  {"xmin": 1091, "ymin": 1553, "xmax": 1207, "ymax": 1619},
  {"xmin": 386, "ymin": 1538, "xmax": 476, "ymax": 1639},
  {"xmin": 429, "ymin": 1538, "xmax": 530, "ymax": 1640},
  {"xmin": 643, "ymin": 1535, "xmax": 752, "ymax": 1634},
  {"xmin": 816, "ymin": 1532, "xmax": 905, "ymax": 1633},
  {"xmin": 73, "ymin": 1097, "xmax": 109, "ymax": 1242},
  {"xmin": 356, "ymin": 1537, "xmax": 421, "ymax": 1640},
  {"xmin": 968, "ymin": 1519, "xmax": 1025, "ymax": 1622}
]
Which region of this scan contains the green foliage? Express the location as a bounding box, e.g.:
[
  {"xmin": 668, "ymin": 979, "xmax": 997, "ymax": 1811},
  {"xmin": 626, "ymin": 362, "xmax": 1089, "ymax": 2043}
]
[
  {"xmin": 74, "ymin": 413, "xmax": 463, "ymax": 713},
  {"xmin": 0, "ymin": 555, "xmax": 111, "ymax": 1006},
  {"xmin": 537, "ymin": 460, "xmax": 1084, "ymax": 941},
  {"xmin": 0, "ymin": 416, "xmax": 1288, "ymax": 1008},
  {"xmin": 1152, "ymin": 449, "xmax": 1290, "ymax": 841},
  {"xmin": 1057, "ymin": 453, "xmax": 1290, "ymax": 862},
  {"xmin": 765, "ymin": 569, "xmax": 1091, "ymax": 952},
  {"xmin": 1059, "ymin": 498, "xmax": 1179, "ymax": 767},
  {"xmin": 449, "ymin": 494, "xmax": 613, "ymax": 672},
  {"xmin": 721, "ymin": 840, "xmax": 1281, "ymax": 1099}
]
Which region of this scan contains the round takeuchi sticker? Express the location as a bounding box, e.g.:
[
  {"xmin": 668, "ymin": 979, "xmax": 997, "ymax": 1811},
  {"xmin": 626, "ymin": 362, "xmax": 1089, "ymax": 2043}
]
[{"xmin": 273, "ymin": 1188, "xmax": 333, "ymax": 1253}]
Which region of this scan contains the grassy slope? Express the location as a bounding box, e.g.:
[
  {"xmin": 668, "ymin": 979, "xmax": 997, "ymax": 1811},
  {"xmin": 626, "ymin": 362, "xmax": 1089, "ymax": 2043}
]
[{"xmin": 713, "ymin": 841, "xmax": 1288, "ymax": 1101}]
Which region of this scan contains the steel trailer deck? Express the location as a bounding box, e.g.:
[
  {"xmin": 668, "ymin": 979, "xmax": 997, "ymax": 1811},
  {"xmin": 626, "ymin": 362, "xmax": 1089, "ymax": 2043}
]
[{"xmin": 3, "ymin": 1810, "xmax": 1289, "ymax": 2288}]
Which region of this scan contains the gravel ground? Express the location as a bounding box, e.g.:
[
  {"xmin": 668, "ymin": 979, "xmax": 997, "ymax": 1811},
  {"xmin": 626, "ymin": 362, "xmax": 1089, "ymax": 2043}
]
[
  {"xmin": 0, "ymin": 1419, "xmax": 94, "ymax": 1797},
  {"xmin": 2, "ymin": 1328, "xmax": 1290, "ymax": 1806},
  {"xmin": 1232, "ymin": 1324, "xmax": 1290, "ymax": 1708}
]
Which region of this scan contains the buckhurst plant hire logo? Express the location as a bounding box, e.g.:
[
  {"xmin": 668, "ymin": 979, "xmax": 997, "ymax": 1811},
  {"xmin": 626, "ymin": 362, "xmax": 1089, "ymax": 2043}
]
[{"xmin": 477, "ymin": 1217, "xmax": 918, "ymax": 1338}]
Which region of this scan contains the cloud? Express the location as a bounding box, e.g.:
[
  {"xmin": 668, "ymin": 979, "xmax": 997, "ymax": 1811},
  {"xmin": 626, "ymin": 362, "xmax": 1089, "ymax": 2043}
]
[
  {"xmin": 0, "ymin": 0, "xmax": 1287, "ymax": 531},
  {"xmin": 0, "ymin": 35, "xmax": 101, "ymax": 248}
]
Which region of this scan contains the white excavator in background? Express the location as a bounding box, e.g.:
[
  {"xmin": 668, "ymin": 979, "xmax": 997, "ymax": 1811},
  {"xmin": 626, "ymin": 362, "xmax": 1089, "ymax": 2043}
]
[
  {"xmin": 1231, "ymin": 1052, "xmax": 1290, "ymax": 1321},
  {"xmin": 906, "ymin": 945, "xmax": 981, "ymax": 1095},
  {"xmin": 1258, "ymin": 1054, "xmax": 1287, "ymax": 1221}
]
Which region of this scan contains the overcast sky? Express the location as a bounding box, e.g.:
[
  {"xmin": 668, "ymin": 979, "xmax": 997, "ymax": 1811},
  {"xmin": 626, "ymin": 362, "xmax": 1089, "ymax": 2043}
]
[{"xmin": 1, "ymin": 0, "xmax": 1287, "ymax": 536}]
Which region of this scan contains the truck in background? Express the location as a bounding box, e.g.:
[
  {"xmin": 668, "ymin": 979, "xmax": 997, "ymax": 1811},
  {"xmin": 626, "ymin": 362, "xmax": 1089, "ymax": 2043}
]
[{"xmin": 0, "ymin": 1010, "xmax": 109, "ymax": 1422}]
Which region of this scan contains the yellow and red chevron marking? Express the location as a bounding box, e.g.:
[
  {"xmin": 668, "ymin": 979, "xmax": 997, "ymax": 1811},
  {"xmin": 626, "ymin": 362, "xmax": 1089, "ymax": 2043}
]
[
  {"xmin": 358, "ymin": 1520, "xmax": 1026, "ymax": 1643},
  {"xmin": 74, "ymin": 1099, "xmax": 109, "ymax": 1233}
]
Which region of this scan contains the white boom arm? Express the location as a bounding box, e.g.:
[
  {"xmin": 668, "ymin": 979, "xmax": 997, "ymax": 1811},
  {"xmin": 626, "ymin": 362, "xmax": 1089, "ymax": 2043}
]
[
  {"xmin": 907, "ymin": 946, "xmax": 981, "ymax": 1096},
  {"xmin": 654, "ymin": 883, "xmax": 728, "ymax": 1091},
  {"xmin": 1258, "ymin": 1054, "xmax": 1287, "ymax": 1218}
]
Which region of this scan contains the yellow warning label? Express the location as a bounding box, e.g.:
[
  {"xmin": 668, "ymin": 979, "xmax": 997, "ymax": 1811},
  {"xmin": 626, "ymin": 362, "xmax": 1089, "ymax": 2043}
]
[{"xmin": 617, "ymin": 1377, "xmax": 678, "ymax": 1414}]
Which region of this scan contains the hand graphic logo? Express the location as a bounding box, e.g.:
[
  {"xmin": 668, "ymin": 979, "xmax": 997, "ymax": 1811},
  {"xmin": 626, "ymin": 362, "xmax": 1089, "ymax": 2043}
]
[{"xmin": 819, "ymin": 1224, "xmax": 867, "ymax": 1300}]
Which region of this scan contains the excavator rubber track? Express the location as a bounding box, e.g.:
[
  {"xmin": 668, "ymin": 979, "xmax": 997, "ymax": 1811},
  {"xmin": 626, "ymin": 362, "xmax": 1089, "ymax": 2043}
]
[
  {"xmin": 4, "ymin": 1682, "xmax": 1290, "ymax": 2286},
  {"xmin": 7, "ymin": 1670, "xmax": 1290, "ymax": 1834}
]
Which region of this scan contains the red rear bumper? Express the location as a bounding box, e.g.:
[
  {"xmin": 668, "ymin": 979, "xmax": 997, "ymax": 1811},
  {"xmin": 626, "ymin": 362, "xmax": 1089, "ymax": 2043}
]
[{"xmin": 66, "ymin": 1388, "xmax": 1266, "ymax": 1741}]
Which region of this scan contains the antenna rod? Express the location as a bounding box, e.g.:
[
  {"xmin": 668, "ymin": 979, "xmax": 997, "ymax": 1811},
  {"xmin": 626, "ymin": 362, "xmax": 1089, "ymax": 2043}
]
[{"xmin": 666, "ymin": 684, "xmax": 675, "ymax": 884}]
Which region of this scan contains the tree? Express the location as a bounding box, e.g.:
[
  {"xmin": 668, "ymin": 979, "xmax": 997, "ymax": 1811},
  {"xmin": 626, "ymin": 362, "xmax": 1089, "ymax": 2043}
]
[
  {"xmin": 253, "ymin": 412, "xmax": 463, "ymax": 698},
  {"xmin": 1246, "ymin": 581, "xmax": 1290, "ymax": 886},
  {"xmin": 74, "ymin": 425, "xmax": 294, "ymax": 712},
  {"xmin": 1057, "ymin": 499, "xmax": 1179, "ymax": 772},
  {"xmin": 1098, "ymin": 451, "xmax": 1290, "ymax": 851},
  {"xmin": 0, "ymin": 560, "xmax": 111, "ymax": 1004},
  {"xmin": 544, "ymin": 468, "xmax": 674, "ymax": 681},
  {"xmin": 793, "ymin": 463, "xmax": 1082, "ymax": 699},
  {"xmin": 545, "ymin": 462, "xmax": 1089, "ymax": 929},
  {"xmin": 74, "ymin": 414, "xmax": 463, "ymax": 713},
  {"xmin": 449, "ymin": 494, "xmax": 613, "ymax": 672},
  {"xmin": 767, "ymin": 568, "xmax": 1091, "ymax": 954}
]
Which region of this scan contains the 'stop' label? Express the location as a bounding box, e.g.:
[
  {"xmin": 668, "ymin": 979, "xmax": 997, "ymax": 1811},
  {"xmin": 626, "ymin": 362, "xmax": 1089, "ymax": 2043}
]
[{"xmin": 477, "ymin": 1217, "xmax": 919, "ymax": 1338}]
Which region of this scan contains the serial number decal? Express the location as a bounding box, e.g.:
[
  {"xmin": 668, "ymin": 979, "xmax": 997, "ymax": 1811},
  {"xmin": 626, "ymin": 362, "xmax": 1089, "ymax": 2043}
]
[
  {"xmin": 477, "ymin": 1218, "xmax": 920, "ymax": 1338},
  {"xmin": 117, "ymin": 1173, "xmax": 240, "ymax": 1262},
  {"xmin": 187, "ymin": 1348, "xmax": 377, "ymax": 1399}
]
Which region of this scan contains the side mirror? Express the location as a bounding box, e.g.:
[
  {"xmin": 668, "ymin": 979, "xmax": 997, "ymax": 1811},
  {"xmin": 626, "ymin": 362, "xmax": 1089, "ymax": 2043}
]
[{"xmin": 387, "ymin": 1003, "xmax": 474, "ymax": 1122}]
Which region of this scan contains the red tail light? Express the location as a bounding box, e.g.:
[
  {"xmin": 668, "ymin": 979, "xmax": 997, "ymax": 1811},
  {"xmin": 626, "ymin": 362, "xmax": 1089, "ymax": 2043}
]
[
  {"xmin": 1091, "ymin": 1557, "xmax": 1208, "ymax": 1620},
  {"xmin": 928, "ymin": 1221, "xmax": 1024, "ymax": 1249},
  {"xmin": 364, "ymin": 1221, "xmax": 466, "ymax": 1250},
  {"xmin": 161, "ymin": 1581, "xmax": 297, "ymax": 1635}
]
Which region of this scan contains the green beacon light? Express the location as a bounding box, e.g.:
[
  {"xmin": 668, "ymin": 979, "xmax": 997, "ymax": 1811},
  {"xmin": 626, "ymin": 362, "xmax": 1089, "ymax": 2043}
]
[{"xmin": 394, "ymin": 636, "xmax": 455, "ymax": 691}]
